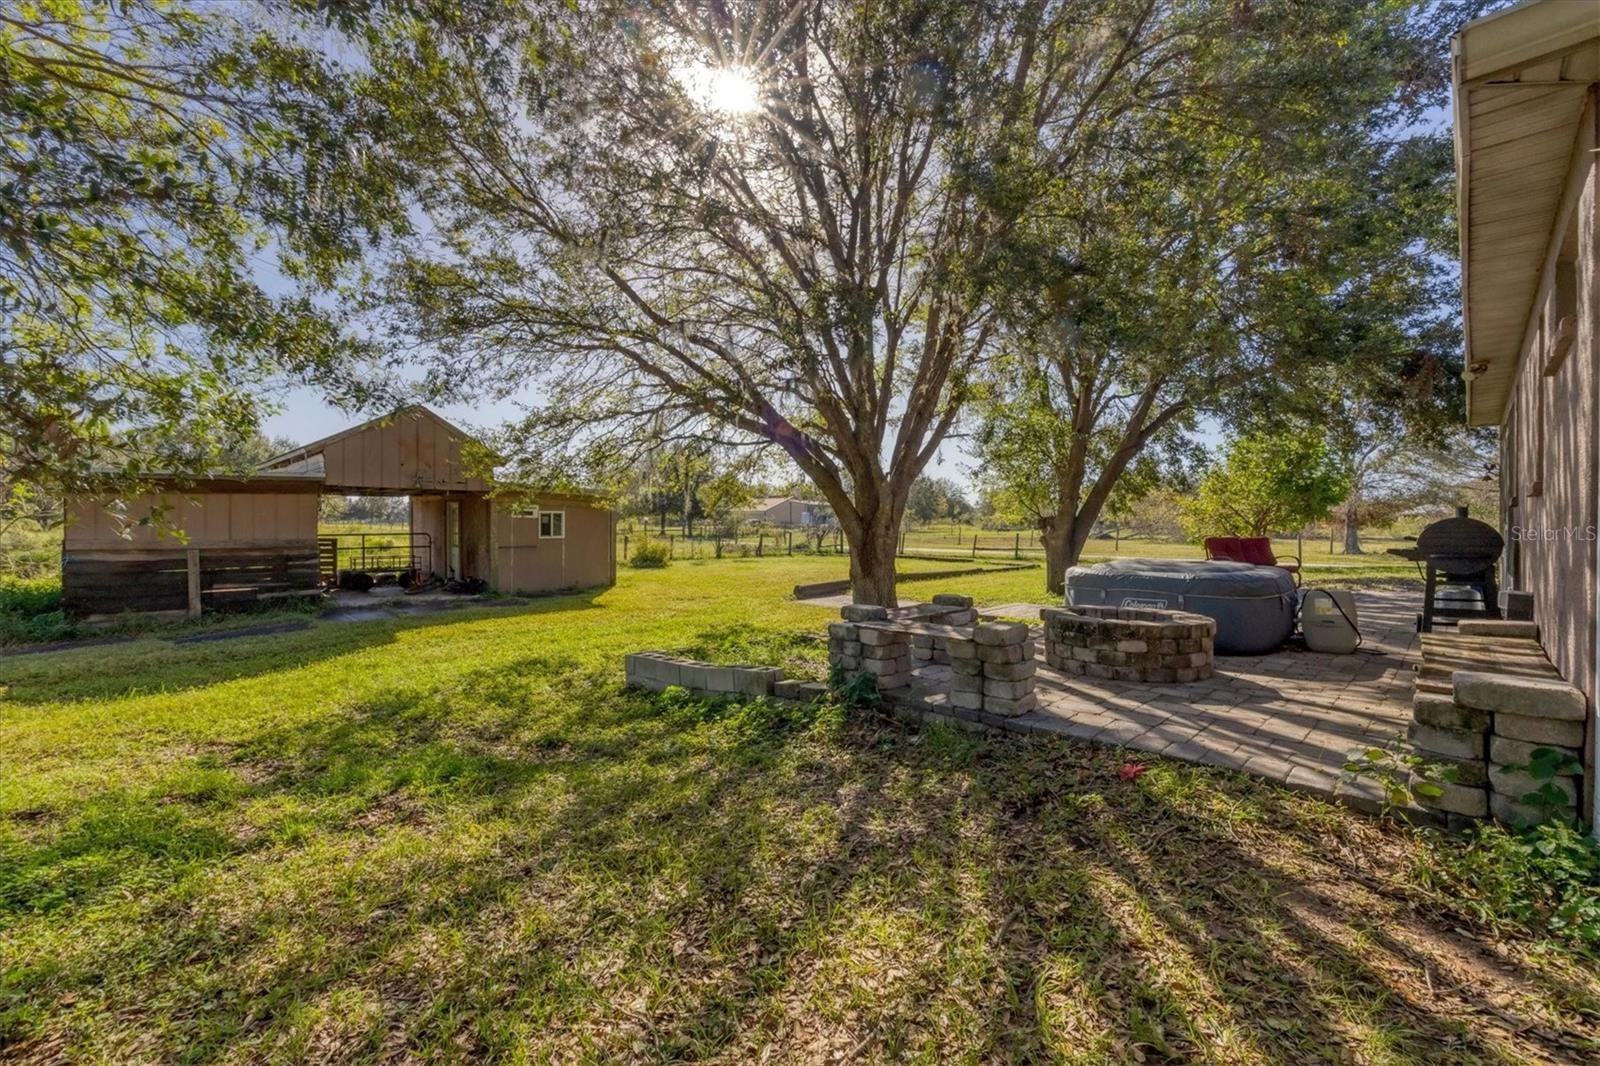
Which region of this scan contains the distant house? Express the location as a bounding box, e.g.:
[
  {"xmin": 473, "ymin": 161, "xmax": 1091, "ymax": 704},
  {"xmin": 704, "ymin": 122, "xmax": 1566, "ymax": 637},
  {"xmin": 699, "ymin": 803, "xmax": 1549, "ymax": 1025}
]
[{"xmin": 733, "ymin": 496, "xmax": 830, "ymax": 527}]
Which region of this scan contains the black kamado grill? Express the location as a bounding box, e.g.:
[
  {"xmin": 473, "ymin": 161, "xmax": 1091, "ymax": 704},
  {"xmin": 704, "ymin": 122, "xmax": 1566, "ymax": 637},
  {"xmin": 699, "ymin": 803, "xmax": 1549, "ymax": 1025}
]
[{"xmin": 1388, "ymin": 507, "xmax": 1504, "ymax": 633}]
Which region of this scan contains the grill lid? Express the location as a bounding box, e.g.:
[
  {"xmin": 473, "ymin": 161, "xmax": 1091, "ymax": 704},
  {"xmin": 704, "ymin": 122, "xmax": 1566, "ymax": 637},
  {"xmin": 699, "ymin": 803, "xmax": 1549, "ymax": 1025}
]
[{"xmin": 1415, "ymin": 506, "xmax": 1503, "ymax": 564}]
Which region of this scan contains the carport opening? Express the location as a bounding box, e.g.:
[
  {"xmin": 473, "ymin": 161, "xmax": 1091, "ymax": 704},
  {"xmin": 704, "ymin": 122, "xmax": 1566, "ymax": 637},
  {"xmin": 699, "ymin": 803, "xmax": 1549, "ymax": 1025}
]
[{"xmin": 317, "ymin": 493, "xmax": 430, "ymax": 588}]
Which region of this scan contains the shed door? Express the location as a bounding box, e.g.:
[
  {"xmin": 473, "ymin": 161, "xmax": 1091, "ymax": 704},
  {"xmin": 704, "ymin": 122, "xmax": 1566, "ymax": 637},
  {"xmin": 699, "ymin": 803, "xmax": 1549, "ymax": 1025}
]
[{"xmin": 447, "ymin": 500, "xmax": 461, "ymax": 578}]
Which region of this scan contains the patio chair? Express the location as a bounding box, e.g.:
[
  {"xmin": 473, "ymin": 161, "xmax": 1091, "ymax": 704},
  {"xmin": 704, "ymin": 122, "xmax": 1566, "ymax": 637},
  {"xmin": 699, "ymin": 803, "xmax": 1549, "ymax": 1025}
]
[{"xmin": 1203, "ymin": 536, "xmax": 1301, "ymax": 586}]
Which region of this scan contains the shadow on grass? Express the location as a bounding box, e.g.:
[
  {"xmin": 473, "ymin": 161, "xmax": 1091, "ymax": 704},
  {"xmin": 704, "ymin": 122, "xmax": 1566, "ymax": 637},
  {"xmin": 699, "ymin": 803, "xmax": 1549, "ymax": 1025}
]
[
  {"xmin": 0, "ymin": 587, "xmax": 610, "ymax": 705},
  {"xmin": 1, "ymin": 656, "xmax": 1595, "ymax": 1061}
]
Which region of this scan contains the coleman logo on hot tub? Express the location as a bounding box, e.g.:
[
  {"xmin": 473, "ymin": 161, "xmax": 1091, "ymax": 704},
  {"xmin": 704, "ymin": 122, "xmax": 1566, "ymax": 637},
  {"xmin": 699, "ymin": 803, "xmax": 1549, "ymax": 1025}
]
[{"xmin": 1120, "ymin": 596, "xmax": 1170, "ymax": 609}]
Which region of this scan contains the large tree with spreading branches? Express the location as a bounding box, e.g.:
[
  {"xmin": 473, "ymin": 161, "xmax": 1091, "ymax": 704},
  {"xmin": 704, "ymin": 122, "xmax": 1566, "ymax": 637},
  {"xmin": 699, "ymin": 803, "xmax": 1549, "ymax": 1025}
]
[
  {"xmin": 314, "ymin": 0, "xmax": 1453, "ymax": 605},
  {"xmin": 972, "ymin": 1, "xmax": 1475, "ymax": 591}
]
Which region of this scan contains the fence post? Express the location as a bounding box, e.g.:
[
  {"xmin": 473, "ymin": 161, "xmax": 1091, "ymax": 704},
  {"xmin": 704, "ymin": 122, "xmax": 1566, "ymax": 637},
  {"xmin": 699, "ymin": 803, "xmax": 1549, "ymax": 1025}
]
[
  {"xmin": 668, "ymin": 535, "xmax": 674, "ymax": 559},
  {"xmin": 971, "ymin": 536, "xmax": 978, "ymax": 559},
  {"xmin": 899, "ymin": 530, "xmax": 906, "ymax": 555},
  {"xmin": 1014, "ymin": 533, "xmax": 1020, "ymax": 560},
  {"xmin": 757, "ymin": 531, "xmax": 765, "ymax": 557},
  {"xmin": 186, "ymin": 548, "xmax": 202, "ymax": 618},
  {"xmin": 623, "ymin": 535, "xmax": 629, "ymax": 560},
  {"xmin": 786, "ymin": 531, "xmax": 792, "ymax": 555}
]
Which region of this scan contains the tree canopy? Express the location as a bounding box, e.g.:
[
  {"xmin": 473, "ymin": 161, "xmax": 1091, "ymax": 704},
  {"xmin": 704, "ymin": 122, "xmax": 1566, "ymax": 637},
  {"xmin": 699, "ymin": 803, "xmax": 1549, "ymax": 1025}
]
[
  {"xmin": 0, "ymin": 1, "xmax": 382, "ymax": 532},
  {"xmin": 295, "ymin": 0, "xmax": 1480, "ymax": 604},
  {"xmin": 1181, "ymin": 430, "xmax": 1349, "ymax": 539}
]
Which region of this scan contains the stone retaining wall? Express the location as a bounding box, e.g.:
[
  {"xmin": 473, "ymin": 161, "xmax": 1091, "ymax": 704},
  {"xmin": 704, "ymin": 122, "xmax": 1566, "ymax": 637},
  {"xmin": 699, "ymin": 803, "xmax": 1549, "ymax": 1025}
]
[
  {"xmin": 625, "ymin": 652, "xmax": 828, "ymax": 702},
  {"xmin": 1409, "ymin": 620, "xmax": 1586, "ymax": 827},
  {"xmin": 826, "ymin": 593, "xmax": 1037, "ymax": 716},
  {"xmin": 948, "ymin": 621, "xmax": 1037, "ymax": 716},
  {"xmin": 1040, "ymin": 604, "xmax": 1216, "ymax": 683}
]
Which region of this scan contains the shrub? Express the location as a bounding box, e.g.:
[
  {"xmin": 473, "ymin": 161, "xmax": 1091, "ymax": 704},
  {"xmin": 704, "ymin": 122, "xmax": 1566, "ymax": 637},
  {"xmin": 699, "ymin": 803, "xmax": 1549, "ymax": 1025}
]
[
  {"xmin": 629, "ymin": 539, "xmax": 670, "ymax": 568},
  {"xmin": 1414, "ymin": 819, "xmax": 1600, "ymax": 955},
  {"xmin": 0, "ymin": 576, "xmax": 74, "ymax": 644}
]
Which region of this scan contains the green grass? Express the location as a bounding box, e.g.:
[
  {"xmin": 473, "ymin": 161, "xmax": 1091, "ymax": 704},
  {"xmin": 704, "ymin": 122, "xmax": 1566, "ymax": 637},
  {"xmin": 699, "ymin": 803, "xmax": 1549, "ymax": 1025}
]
[{"xmin": 1, "ymin": 557, "xmax": 1592, "ymax": 1062}]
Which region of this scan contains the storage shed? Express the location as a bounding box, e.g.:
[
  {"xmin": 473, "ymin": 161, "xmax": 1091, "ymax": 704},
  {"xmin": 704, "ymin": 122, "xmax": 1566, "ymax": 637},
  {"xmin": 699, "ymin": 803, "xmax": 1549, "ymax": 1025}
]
[{"xmin": 61, "ymin": 407, "xmax": 616, "ymax": 617}]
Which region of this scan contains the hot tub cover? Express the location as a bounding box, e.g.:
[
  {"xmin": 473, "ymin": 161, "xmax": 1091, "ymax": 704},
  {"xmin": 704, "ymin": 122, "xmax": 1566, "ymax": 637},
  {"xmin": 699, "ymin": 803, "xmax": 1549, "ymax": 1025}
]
[{"xmin": 1065, "ymin": 558, "xmax": 1296, "ymax": 654}]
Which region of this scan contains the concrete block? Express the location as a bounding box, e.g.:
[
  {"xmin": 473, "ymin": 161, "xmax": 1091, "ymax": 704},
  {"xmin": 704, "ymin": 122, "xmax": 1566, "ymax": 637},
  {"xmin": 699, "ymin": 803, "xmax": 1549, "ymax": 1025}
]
[
  {"xmin": 773, "ymin": 679, "xmax": 805, "ymax": 700},
  {"xmin": 1488, "ymin": 735, "xmax": 1581, "ymax": 772},
  {"xmin": 1411, "ymin": 692, "xmax": 1490, "ymax": 732},
  {"xmin": 1456, "ymin": 619, "xmax": 1538, "ymax": 639},
  {"xmin": 1492, "ymin": 713, "xmax": 1586, "ymax": 747},
  {"xmin": 1421, "ymin": 755, "xmax": 1488, "ymax": 788},
  {"xmin": 984, "ymin": 659, "xmax": 1037, "ymax": 682},
  {"xmin": 837, "ymin": 654, "xmax": 861, "ymax": 671},
  {"xmin": 827, "ymin": 622, "xmax": 857, "ymax": 640},
  {"xmin": 862, "ymin": 656, "xmax": 908, "ymax": 674},
  {"xmin": 983, "ymin": 692, "xmax": 1038, "ymax": 716},
  {"xmin": 911, "ymin": 646, "xmax": 933, "ymax": 661},
  {"xmin": 860, "ymin": 643, "xmax": 904, "ymax": 660},
  {"xmin": 946, "ymin": 636, "xmax": 978, "ymax": 659},
  {"xmin": 1490, "ymin": 765, "xmax": 1578, "ymax": 804},
  {"xmin": 932, "ymin": 593, "xmax": 974, "ymax": 608},
  {"xmin": 951, "ymin": 656, "xmax": 983, "ymax": 676},
  {"xmin": 796, "ymin": 682, "xmax": 829, "ymax": 701},
  {"xmin": 1453, "ymin": 672, "xmax": 1586, "ymax": 721},
  {"xmin": 858, "ymin": 627, "xmax": 901, "ymax": 647},
  {"xmin": 1490, "ymin": 792, "xmax": 1569, "ymax": 826},
  {"xmin": 1116, "ymin": 639, "xmax": 1149, "ymax": 654},
  {"xmin": 1414, "ymin": 778, "xmax": 1488, "ymax": 818},
  {"xmin": 974, "ymin": 622, "xmax": 1028, "ymax": 646},
  {"xmin": 840, "ymin": 604, "xmax": 888, "ymax": 622},
  {"xmin": 977, "ymin": 641, "xmax": 1030, "ymax": 664},
  {"xmin": 983, "ymin": 677, "xmax": 1035, "ymax": 700},
  {"xmin": 1407, "ymin": 721, "xmax": 1486, "ymax": 760},
  {"xmin": 949, "ymin": 688, "xmax": 985, "ymax": 710},
  {"xmin": 941, "ymin": 610, "xmax": 977, "ymax": 626}
]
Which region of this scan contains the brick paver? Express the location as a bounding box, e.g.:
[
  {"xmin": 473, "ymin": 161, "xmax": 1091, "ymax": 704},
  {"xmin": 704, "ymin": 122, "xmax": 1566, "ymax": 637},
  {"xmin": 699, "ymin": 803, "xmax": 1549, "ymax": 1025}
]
[{"xmin": 887, "ymin": 591, "xmax": 1421, "ymax": 812}]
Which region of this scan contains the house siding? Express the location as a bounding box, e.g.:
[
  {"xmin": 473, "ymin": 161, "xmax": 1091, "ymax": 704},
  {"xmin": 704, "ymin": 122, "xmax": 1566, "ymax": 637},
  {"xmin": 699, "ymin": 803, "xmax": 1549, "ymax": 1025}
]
[{"xmin": 1498, "ymin": 89, "xmax": 1598, "ymax": 821}]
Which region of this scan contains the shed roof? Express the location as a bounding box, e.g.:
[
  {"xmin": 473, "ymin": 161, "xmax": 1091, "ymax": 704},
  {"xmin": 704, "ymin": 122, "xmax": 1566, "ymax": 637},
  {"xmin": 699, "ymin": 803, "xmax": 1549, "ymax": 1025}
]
[{"xmin": 1453, "ymin": 0, "xmax": 1599, "ymax": 426}]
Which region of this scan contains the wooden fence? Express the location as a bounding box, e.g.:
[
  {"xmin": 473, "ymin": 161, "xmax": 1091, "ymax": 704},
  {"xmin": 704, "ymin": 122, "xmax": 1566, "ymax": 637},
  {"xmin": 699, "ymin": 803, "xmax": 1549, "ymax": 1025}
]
[{"xmin": 61, "ymin": 546, "xmax": 321, "ymax": 618}]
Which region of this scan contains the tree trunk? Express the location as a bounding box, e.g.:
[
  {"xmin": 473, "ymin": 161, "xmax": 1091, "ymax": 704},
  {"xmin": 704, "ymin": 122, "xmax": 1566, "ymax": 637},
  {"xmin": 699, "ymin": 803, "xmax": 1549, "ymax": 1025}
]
[
  {"xmin": 1042, "ymin": 513, "xmax": 1096, "ymax": 596},
  {"xmin": 847, "ymin": 514, "xmax": 900, "ymax": 606},
  {"xmin": 1342, "ymin": 505, "xmax": 1363, "ymax": 555},
  {"xmin": 1042, "ymin": 520, "xmax": 1068, "ymax": 595}
]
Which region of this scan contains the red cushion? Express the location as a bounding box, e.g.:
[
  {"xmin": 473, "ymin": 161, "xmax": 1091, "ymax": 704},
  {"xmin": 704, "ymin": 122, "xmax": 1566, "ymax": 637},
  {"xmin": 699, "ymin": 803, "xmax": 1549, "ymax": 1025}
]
[
  {"xmin": 1237, "ymin": 537, "xmax": 1278, "ymax": 566},
  {"xmin": 1205, "ymin": 536, "xmax": 1278, "ymax": 567}
]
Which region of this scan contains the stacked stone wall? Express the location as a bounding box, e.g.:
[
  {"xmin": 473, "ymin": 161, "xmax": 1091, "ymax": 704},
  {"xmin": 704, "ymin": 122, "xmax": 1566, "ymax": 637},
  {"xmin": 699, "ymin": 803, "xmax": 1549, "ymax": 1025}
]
[
  {"xmin": 1410, "ymin": 620, "xmax": 1586, "ymax": 826},
  {"xmin": 1041, "ymin": 605, "xmax": 1215, "ymax": 683}
]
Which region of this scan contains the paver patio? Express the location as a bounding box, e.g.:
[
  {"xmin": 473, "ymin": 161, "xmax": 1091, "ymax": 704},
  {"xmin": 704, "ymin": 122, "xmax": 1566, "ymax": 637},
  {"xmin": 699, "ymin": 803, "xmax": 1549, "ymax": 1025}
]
[{"xmin": 876, "ymin": 591, "xmax": 1421, "ymax": 812}]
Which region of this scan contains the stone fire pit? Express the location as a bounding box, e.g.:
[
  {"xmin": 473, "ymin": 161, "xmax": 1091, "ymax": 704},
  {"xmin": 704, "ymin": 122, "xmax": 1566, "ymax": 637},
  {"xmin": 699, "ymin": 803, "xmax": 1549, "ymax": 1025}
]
[{"xmin": 1042, "ymin": 604, "xmax": 1216, "ymax": 683}]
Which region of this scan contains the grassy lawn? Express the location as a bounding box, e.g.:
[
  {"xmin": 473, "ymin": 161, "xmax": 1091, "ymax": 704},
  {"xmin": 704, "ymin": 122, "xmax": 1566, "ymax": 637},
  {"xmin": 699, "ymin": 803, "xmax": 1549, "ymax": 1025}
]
[{"xmin": 2, "ymin": 558, "xmax": 1592, "ymax": 1062}]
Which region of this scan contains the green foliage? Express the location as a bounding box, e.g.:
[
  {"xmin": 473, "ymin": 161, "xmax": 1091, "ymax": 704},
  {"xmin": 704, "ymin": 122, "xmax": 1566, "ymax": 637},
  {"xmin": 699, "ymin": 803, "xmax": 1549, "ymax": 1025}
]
[
  {"xmin": 906, "ymin": 476, "xmax": 971, "ymax": 525},
  {"xmin": 826, "ymin": 659, "xmax": 880, "ymax": 709},
  {"xmin": 0, "ymin": 575, "xmax": 72, "ymax": 644},
  {"xmin": 628, "ymin": 539, "xmax": 671, "ymax": 569},
  {"xmin": 1, "ymin": 2, "xmax": 383, "ymax": 531},
  {"xmin": 1416, "ymin": 821, "xmax": 1600, "ymax": 956},
  {"xmin": 1340, "ymin": 742, "xmax": 1456, "ymax": 814},
  {"xmin": 1182, "ymin": 431, "xmax": 1349, "ymax": 539},
  {"xmin": 1496, "ymin": 747, "xmax": 1585, "ymax": 819}
]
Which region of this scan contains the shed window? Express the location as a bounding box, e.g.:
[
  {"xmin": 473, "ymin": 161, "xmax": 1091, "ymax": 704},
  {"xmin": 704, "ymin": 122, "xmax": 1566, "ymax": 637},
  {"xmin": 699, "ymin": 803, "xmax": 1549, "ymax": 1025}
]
[{"xmin": 540, "ymin": 510, "xmax": 565, "ymax": 539}]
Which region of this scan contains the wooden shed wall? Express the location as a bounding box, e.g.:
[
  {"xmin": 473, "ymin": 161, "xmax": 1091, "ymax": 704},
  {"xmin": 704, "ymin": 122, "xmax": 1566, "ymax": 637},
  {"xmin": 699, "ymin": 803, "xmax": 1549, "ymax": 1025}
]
[
  {"xmin": 62, "ymin": 487, "xmax": 320, "ymax": 616},
  {"xmin": 315, "ymin": 410, "xmax": 489, "ymax": 494},
  {"xmin": 64, "ymin": 488, "xmax": 319, "ymax": 550},
  {"xmin": 491, "ymin": 498, "xmax": 614, "ymax": 595}
]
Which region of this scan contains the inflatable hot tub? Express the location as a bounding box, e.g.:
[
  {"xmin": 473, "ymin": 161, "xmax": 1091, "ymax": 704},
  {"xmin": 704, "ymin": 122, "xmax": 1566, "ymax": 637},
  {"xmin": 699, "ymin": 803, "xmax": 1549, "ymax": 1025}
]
[{"xmin": 1064, "ymin": 558, "xmax": 1296, "ymax": 655}]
